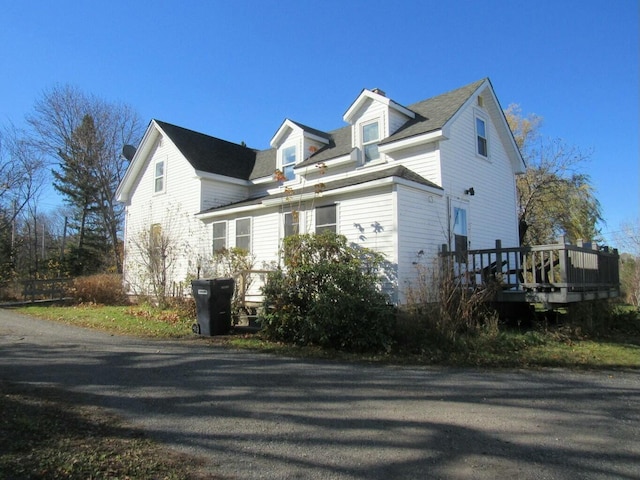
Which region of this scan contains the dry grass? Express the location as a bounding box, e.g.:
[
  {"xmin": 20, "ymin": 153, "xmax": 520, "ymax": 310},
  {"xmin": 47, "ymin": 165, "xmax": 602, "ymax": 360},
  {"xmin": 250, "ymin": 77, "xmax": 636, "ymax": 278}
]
[
  {"xmin": 70, "ymin": 274, "xmax": 129, "ymax": 305},
  {"xmin": 0, "ymin": 381, "xmax": 218, "ymax": 479}
]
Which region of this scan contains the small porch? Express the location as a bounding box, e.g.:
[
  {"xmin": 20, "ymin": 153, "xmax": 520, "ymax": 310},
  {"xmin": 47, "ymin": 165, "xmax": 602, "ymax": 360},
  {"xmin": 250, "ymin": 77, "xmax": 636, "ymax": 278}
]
[{"xmin": 441, "ymin": 238, "xmax": 620, "ymax": 307}]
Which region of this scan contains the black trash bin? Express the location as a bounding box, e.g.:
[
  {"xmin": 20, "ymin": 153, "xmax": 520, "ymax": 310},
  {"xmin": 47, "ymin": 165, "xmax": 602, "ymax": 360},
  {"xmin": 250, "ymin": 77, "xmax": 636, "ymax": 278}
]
[{"xmin": 191, "ymin": 278, "xmax": 234, "ymax": 336}]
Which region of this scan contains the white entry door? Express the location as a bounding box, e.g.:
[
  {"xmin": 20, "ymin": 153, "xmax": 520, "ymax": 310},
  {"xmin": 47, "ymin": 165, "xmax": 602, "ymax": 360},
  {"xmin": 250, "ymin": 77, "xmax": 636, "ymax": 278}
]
[{"xmin": 451, "ymin": 201, "xmax": 469, "ymax": 263}]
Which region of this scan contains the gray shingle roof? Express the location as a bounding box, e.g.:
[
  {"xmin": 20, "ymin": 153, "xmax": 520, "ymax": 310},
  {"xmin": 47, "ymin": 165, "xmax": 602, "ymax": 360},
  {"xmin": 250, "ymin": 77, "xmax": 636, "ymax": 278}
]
[
  {"xmin": 156, "ymin": 79, "xmax": 486, "ymax": 181},
  {"xmin": 381, "ymin": 78, "xmax": 486, "ymax": 144},
  {"xmin": 296, "ymin": 78, "xmax": 486, "ymax": 168}
]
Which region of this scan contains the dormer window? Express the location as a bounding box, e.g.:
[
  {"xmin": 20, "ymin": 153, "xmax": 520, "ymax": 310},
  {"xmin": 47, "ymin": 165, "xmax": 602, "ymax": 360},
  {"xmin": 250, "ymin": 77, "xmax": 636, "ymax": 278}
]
[
  {"xmin": 362, "ymin": 121, "xmax": 380, "ymax": 163},
  {"xmin": 282, "ymin": 145, "xmax": 297, "ymax": 180}
]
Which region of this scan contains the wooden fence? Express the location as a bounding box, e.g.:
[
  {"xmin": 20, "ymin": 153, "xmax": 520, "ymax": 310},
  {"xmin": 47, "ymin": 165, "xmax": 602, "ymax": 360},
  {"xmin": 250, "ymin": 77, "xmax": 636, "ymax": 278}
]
[{"xmin": 21, "ymin": 278, "xmax": 73, "ymax": 302}]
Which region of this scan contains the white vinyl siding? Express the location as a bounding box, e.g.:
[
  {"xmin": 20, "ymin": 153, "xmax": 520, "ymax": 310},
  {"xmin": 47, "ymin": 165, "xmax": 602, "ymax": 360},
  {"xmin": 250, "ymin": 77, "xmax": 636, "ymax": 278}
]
[
  {"xmin": 200, "ymin": 179, "xmax": 249, "ymax": 212},
  {"xmin": 438, "ymin": 102, "xmax": 520, "ymax": 250},
  {"xmin": 389, "ymin": 108, "xmax": 411, "ymax": 136},
  {"xmin": 123, "ymin": 133, "xmax": 209, "ymax": 294},
  {"xmin": 395, "ymin": 184, "xmax": 447, "ymax": 303}
]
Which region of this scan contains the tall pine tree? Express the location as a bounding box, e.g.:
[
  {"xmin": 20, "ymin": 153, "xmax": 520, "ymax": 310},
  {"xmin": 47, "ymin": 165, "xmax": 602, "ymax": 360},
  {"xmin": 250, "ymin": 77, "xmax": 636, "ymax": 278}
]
[{"xmin": 53, "ymin": 114, "xmax": 109, "ymax": 275}]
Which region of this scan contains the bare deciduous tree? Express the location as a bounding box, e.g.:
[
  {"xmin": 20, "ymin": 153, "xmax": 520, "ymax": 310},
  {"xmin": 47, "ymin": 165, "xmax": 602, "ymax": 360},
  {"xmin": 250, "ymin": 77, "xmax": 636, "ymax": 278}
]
[
  {"xmin": 505, "ymin": 104, "xmax": 603, "ymax": 246},
  {"xmin": 0, "ymin": 125, "xmax": 48, "ymax": 226},
  {"xmin": 27, "ymin": 85, "xmax": 143, "ymax": 272}
]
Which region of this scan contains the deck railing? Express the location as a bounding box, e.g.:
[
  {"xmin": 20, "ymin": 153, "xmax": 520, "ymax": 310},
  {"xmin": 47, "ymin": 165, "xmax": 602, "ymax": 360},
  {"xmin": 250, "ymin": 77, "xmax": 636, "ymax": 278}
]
[{"xmin": 440, "ymin": 239, "xmax": 620, "ymax": 305}]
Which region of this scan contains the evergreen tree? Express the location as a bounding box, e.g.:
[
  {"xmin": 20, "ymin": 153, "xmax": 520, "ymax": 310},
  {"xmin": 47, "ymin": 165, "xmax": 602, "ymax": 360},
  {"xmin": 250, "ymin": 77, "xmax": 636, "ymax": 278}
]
[
  {"xmin": 52, "ymin": 114, "xmax": 109, "ymax": 275},
  {"xmin": 27, "ymin": 85, "xmax": 142, "ymax": 273}
]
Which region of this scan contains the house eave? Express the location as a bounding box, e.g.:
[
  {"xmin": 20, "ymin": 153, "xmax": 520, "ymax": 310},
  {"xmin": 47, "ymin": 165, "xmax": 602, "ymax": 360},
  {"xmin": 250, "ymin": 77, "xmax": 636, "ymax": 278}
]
[
  {"xmin": 379, "ymin": 129, "xmax": 447, "ymax": 153},
  {"xmin": 194, "ymin": 170, "xmax": 252, "ymax": 186},
  {"xmin": 270, "ymin": 119, "xmax": 331, "ymax": 148},
  {"xmin": 294, "ymin": 151, "xmax": 355, "ymax": 171},
  {"xmin": 197, "ymin": 173, "xmax": 443, "ymax": 220},
  {"xmin": 195, "ymin": 203, "xmax": 263, "ymax": 220}
]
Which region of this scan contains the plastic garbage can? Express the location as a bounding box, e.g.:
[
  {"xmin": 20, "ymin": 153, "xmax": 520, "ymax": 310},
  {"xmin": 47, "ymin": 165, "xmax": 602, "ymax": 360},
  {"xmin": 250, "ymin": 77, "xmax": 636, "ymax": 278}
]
[{"xmin": 191, "ymin": 278, "xmax": 234, "ymax": 336}]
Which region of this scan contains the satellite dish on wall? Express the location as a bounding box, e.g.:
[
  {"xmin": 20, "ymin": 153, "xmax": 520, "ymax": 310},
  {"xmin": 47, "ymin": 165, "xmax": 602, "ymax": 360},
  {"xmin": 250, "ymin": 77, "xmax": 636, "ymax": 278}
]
[{"xmin": 122, "ymin": 145, "xmax": 137, "ymax": 161}]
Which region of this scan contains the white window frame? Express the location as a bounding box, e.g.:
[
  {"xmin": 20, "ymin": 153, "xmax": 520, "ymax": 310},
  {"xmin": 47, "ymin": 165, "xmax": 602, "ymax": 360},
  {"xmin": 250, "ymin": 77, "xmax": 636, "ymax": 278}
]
[
  {"xmin": 315, "ymin": 204, "xmax": 337, "ymax": 234},
  {"xmin": 154, "ymin": 158, "xmax": 166, "ymax": 193},
  {"xmin": 281, "ymin": 145, "xmax": 297, "ymax": 181},
  {"xmin": 283, "ymin": 211, "xmax": 300, "ymax": 238},
  {"xmin": 362, "ymin": 120, "xmax": 380, "ymax": 164},
  {"xmin": 212, "ymin": 221, "xmax": 227, "ymax": 252},
  {"xmin": 235, "ymin": 217, "xmax": 251, "ymax": 252},
  {"xmin": 475, "ymin": 115, "xmax": 488, "ymax": 158}
]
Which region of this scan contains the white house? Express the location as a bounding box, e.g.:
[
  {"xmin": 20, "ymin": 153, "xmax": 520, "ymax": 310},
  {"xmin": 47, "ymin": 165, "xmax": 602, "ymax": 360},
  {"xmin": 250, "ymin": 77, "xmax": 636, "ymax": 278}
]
[{"xmin": 116, "ymin": 78, "xmax": 525, "ymax": 303}]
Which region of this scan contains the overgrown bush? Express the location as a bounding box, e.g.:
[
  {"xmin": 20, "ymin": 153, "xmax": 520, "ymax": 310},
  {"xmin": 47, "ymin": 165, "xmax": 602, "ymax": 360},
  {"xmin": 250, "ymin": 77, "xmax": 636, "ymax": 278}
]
[
  {"xmin": 401, "ymin": 258, "xmax": 499, "ymax": 347},
  {"xmin": 260, "ymin": 232, "xmax": 394, "ymax": 353},
  {"xmin": 564, "ymin": 300, "xmax": 640, "ymax": 336},
  {"xmin": 71, "ymin": 274, "xmax": 129, "ymax": 305}
]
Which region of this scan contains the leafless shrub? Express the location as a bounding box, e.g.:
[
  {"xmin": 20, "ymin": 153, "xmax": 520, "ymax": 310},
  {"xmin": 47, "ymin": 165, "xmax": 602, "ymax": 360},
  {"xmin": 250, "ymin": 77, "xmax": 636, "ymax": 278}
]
[
  {"xmin": 404, "ymin": 257, "xmax": 499, "ymax": 342},
  {"xmin": 71, "ymin": 274, "xmax": 129, "ymax": 305}
]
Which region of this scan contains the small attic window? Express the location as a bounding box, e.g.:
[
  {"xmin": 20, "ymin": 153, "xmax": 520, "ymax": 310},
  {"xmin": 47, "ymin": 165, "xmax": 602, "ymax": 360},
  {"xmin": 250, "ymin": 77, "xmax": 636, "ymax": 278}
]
[
  {"xmin": 476, "ymin": 117, "xmax": 488, "ymax": 157},
  {"xmin": 362, "ymin": 121, "xmax": 380, "ymax": 163},
  {"xmin": 154, "ymin": 159, "xmax": 165, "ymax": 193},
  {"xmin": 477, "ymin": 96, "xmax": 484, "ymax": 108}
]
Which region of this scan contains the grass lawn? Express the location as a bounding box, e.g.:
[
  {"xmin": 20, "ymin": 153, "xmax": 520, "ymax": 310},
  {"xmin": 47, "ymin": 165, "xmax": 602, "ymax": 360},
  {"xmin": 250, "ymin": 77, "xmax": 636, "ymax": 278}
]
[{"xmin": 15, "ymin": 303, "xmax": 640, "ymax": 370}]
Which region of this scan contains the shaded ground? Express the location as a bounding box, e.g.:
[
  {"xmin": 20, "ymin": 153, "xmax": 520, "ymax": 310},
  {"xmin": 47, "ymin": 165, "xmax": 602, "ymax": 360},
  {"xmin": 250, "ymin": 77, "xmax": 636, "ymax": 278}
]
[
  {"xmin": 0, "ymin": 381, "xmax": 214, "ymax": 479},
  {"xmin": 1, "ymin": 309, "xmax": 639, "ymax": 479}
]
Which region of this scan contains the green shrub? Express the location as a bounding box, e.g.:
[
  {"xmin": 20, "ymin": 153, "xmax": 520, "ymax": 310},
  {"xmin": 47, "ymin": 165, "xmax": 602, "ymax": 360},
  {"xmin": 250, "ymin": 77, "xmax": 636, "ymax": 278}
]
[
  {"xmin": 260, "ymin": 232, "xmax": 394, "ymax": 353},
  {"xmin": 71, "ymin": 274, "xmax": 129, "ymax": 306}
]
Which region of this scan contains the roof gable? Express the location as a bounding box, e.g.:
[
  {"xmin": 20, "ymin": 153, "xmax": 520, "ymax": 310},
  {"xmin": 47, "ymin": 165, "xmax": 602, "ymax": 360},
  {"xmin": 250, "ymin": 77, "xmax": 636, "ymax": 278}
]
[
  {"xmin": 270, "ymin": 119, "xmax": 331, "ymax": 148},
  {"xmin": 380, "ymin": 78, "xmax": 487, "ymax": 145},
  {"xmin": 343, "ymin": 88, "xmax": 415, "ymax": 123}
]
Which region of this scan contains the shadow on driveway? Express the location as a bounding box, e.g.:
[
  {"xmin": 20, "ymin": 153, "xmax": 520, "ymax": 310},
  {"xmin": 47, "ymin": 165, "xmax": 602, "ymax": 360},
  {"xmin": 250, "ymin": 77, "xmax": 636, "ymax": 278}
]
[{"xmin": 1, "ymin": 309, "xmax": 639, "ymax": 479}]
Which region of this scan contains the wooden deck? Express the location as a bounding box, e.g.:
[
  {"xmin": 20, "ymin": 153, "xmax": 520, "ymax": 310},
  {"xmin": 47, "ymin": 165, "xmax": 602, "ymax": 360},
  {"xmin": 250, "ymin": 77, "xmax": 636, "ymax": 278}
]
[{"xmin": 441, "ymin": 239, "xmax": 620, "ymax": 307}]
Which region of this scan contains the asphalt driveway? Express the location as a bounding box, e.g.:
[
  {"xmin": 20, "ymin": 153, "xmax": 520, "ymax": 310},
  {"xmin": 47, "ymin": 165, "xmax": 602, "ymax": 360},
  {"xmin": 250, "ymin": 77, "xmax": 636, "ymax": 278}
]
[{"xmin": 1, "ymin": 308, "xmax": 639, "ymax": 479}]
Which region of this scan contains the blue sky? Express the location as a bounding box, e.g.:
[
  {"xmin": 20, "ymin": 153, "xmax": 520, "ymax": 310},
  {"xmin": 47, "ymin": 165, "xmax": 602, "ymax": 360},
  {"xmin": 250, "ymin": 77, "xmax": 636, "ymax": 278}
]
[{"xmin": 1, "ymin": 0, "xmax": 638, "ymax": 246}]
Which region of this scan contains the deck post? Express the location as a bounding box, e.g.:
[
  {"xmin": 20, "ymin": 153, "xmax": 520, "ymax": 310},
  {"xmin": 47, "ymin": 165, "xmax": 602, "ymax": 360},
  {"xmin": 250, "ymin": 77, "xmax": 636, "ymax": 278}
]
[
  {"xmin": 495, "ymin": 240, "xmax": 502, "ymax": 278},
  {"xmin": 558, "ymin": 240, "xmax": 569, "ymax": 300}
]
